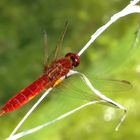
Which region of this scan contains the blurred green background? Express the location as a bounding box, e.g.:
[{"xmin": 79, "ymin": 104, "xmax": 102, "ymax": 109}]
[{"xmin": 0, "ymin": 0, "xmax": 140, "ymax": 140}]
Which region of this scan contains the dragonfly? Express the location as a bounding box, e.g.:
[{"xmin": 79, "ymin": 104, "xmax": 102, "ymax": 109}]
[
  {"xmin": 0, "ymin": 22, "xmax": 80, "ymax": 116},
  {"xmin": 1, "ymin": 23, "xmax": 132, "ymax": 140}
]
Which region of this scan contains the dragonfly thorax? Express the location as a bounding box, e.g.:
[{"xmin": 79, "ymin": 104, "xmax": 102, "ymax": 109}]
[{"xmin": 65, "ymin": 53, "xmax": 80, "ymax": 67}]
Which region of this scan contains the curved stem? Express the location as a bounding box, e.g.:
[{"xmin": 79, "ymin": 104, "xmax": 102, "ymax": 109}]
[{"xmin": 78, "ymin": 0, "xmax": 140, "ymax": 56}]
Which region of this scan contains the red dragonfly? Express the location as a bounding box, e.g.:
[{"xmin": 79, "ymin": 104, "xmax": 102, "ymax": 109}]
[{"xmin": 0, "ymin": 22, "xmax": 80, "ymax": 116}]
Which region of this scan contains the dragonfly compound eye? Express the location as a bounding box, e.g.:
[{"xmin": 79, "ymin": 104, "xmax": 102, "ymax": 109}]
[{"xmin": 65, "ymin": 52, "xmax": 80, "ymax": 67}]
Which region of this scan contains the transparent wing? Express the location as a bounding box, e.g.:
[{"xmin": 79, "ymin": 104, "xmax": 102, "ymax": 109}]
[
  {"xmin": 53, "ymin": 21, "xmax": 68, "ymax": 61},
  {"xmin": 58, "ymin": 74, "xmax": 132, "ymax": 97},
  {"xmin": 43, "ymin": 31, "xmax": 49, "ymax": 67},
  {"xmin": 42, "ymin": 22, "xmax": 68, "ymax": 73},
  {"xmin": 86, "ymin": 76, "xmax": 132, "ymax": 93}
]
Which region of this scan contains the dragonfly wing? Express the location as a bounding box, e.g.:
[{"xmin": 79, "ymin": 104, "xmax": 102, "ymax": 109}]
[
  {"xmin": 53, "ymin": 21, "xmax": 68, "ymax": 61},
  {"xmin": 89, "ymin": 77, "xmax": 132, "ymax": 93},
  {"xmin": 54, "ymin": 74, "xmax": 132, "ymax": 99},
  {"xmin": 43, "ymin": 31, "xmax": 49, "ymax": 67},
  {"xmin": 43, "ymin": 22, "xmax": 68, "ymax": 72},
  {"xmin": 54, "ymin": 74, "xmax": 101, "ymax": 101}
]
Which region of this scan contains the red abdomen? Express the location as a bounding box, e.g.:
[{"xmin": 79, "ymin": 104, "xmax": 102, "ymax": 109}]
[{"xmin": 0, "ymin": 75, "xmax": 49, "ymax": 114}]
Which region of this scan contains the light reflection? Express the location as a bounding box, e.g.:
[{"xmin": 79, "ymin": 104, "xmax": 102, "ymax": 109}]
[{"xmin": 103, "ymin": 108, "xmax": 115, "ymax": 122}]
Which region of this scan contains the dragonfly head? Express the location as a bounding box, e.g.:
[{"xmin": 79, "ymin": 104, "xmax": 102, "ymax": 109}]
[{"xmin": 65, "ymin": 52, "xmax": 80, "ymax": 67}]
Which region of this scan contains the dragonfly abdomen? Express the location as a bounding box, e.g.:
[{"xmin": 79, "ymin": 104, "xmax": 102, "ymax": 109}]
[{"xmin": 0, "ymin": 75, "xmax": 49, "ymax": 115}]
